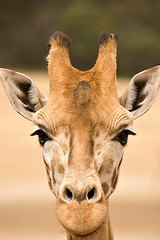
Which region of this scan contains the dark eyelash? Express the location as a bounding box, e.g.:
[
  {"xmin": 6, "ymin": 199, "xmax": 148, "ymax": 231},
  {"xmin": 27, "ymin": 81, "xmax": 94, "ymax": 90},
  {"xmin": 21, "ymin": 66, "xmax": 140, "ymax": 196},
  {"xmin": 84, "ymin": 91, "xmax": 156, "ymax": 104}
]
[
  {"xmin": 113, "ymin": 129, "xmax": 136, "ymax": 146},
  {"xmin": 31, "ymin": 129, "xmax": 51, "ymax": 146}
]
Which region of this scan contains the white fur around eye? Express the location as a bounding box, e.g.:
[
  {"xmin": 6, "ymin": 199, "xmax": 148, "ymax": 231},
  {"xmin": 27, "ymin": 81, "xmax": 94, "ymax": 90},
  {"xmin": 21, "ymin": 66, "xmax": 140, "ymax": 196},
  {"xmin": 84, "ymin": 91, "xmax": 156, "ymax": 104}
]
[{"xmin": 33, "ymin": 125, "xmax": 41, "ymax": 132}]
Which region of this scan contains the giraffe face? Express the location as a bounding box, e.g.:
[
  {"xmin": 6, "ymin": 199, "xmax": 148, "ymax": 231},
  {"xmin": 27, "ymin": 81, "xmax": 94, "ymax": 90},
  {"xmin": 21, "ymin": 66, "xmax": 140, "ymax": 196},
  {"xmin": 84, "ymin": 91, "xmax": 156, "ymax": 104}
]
[
  {"xmin": 33, "ymin": 112, "xmax": 133, "ymax": 199},
  {"xmin": 30, "ymin": 30, "xmax": 134, "ymax": 233},
  {"xmin": 32, "ymin": 101, "xmax": 133, "ymax": 235}
]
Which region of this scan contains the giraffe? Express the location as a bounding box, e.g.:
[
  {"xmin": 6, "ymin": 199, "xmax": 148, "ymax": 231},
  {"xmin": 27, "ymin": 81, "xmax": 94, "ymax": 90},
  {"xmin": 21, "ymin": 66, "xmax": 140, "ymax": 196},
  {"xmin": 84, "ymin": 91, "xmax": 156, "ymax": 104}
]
[{"xmin": 0, "ymin": 31, "xmax": 160, "ymax": 240}]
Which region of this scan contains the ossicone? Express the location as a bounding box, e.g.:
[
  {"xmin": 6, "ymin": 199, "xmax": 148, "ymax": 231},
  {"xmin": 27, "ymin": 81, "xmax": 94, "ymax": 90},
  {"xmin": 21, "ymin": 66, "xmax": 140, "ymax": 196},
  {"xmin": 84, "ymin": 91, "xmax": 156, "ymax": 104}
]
[
  {"xmin": 48, "ymin": 31, "xmax": 71, "ymax": 50},
  {"xmin": 99, "ymin": 30, "xmax": 118, "ymax": 45},
  {"xmin": 47, "ymin": 30, "xmax": 118, "ymax": 99}
]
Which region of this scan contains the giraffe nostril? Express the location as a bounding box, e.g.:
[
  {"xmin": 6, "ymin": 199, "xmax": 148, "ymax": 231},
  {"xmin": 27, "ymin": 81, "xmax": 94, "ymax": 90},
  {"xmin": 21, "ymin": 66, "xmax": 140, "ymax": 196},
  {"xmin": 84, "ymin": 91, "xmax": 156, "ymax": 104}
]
[
  {"xmin": 87, "ymin": 187, "xmax": 96, "ymax": 200},
  {"xmin": 60, "ymin": 184, "xmax": 101, "ymax": 203},
  {"xmin": 64, "ymin": 188, "xmax": 73, "ymax": 201}
]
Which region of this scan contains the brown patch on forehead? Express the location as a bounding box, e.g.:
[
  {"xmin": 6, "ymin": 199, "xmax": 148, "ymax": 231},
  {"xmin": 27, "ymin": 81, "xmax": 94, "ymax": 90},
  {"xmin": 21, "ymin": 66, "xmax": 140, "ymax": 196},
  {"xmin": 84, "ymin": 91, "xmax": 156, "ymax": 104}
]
[
  {"xmin": 73, "ymin": 81, "xmax": 93, "ymax": 107},
  {"xmin": 102, "ymin": 182, "xmax": 109, "ymax": 195}
]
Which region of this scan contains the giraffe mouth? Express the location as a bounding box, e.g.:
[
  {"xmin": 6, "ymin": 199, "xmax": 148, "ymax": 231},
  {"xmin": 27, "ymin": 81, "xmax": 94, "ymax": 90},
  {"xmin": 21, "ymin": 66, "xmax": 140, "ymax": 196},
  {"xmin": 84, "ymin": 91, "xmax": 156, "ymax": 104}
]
[{"xmin": 56, "ymin": 197, "xmax": 108, "ymax": 235}]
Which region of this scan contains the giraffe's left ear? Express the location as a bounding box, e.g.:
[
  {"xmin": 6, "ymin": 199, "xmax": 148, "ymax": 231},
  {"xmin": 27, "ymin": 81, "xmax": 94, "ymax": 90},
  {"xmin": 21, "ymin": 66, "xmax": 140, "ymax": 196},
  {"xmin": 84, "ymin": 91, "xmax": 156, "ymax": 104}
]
[
  {"xmin": 0, "ymin": 68, "xmax": 47, "ymax": 121},
  {"xmin": 119, "ymin": 66, "xmax": 160, "ymax": 119}
]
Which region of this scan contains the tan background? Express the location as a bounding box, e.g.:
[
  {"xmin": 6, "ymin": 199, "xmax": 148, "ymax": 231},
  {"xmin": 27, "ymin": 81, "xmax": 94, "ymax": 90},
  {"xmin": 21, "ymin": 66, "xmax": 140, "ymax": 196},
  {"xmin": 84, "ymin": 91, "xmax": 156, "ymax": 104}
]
[{"xmin": 0, "ymin": 71, "xmax": 160, "ymax": 240}]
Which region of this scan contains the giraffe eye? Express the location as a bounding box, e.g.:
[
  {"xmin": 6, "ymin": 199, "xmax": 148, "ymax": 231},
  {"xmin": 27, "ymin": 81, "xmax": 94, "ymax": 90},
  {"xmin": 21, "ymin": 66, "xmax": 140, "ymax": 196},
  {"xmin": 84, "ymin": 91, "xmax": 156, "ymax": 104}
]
[
  {"xmin": 113, "ymin": 129, "xmax": 136, "ymax": 146},
  {"xmin": 31, "ymin": 129, "xmax": 51, "ymax": 146}
]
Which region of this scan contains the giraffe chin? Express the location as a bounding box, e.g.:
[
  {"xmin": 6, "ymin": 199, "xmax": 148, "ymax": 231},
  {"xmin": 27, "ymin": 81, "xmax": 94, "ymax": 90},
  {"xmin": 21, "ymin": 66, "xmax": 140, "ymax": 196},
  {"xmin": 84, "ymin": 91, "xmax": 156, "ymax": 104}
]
[{"xmin": 56, "ymin": 197, "xmax": 108, "ymax": 235}]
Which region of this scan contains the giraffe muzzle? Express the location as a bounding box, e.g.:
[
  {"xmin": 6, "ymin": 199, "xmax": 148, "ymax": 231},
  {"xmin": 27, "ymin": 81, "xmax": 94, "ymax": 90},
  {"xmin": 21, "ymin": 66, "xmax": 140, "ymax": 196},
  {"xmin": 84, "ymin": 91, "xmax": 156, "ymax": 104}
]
[{"xmin": 56, "ymin": 180, "xmax": 107, "ymax": 235}]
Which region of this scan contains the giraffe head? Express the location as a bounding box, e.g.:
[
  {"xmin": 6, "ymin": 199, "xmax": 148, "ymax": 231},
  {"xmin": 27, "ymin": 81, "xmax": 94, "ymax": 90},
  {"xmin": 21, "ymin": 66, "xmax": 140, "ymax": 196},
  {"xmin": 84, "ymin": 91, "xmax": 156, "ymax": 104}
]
[{"xmin": 0, "ymin": 31, "xmax": 160, "ymax": 237}]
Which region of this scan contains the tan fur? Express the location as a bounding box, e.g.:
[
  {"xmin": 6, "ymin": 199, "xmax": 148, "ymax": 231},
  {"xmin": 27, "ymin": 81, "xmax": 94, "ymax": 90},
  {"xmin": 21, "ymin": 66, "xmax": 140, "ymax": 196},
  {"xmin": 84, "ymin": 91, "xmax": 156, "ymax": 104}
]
[
  {"xmin": 33, "ymin": 32, "xmax": 132, "ymax": 240},
  {"xmin": 66, "ymin": 221, "xmax": 110, "ymax": 240}
]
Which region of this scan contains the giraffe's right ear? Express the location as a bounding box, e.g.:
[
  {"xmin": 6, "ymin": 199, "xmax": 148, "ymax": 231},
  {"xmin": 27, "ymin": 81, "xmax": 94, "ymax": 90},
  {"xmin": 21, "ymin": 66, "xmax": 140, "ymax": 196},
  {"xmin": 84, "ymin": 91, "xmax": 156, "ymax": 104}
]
[
  {"xmin": 0, "ymin": 68, "xmax": 47, "ymax": 121},
  {"xmin": 119, "ymin": 66, "xmax": 160, "ymax": 119}
]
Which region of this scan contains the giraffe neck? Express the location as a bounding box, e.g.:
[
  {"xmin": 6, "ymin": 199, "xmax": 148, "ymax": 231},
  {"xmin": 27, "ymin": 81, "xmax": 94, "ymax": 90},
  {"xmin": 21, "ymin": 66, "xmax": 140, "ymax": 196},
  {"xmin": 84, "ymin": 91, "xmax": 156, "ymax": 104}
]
[{"xmin": 66, "ymin": 213, "xmax": 114, "ymax": 240}]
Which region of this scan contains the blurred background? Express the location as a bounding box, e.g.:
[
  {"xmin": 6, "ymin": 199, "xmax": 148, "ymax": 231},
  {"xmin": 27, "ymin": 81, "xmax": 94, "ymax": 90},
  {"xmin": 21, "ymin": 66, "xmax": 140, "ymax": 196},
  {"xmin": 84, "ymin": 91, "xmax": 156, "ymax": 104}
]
[
  {"xmin": 0, "ymin": 0, "xmax": 160, "ymax": 75},
  {"xmin": 0, "ymin": 0, "xmax": 160, "ymax": 239}
]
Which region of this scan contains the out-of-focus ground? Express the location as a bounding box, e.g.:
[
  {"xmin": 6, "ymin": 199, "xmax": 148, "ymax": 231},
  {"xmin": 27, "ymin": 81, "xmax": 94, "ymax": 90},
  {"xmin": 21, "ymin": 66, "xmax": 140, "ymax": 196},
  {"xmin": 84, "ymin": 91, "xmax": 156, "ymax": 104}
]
[{"xmin": 0, "ymin": 71, "xmax": 160, "ymax": 240}]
